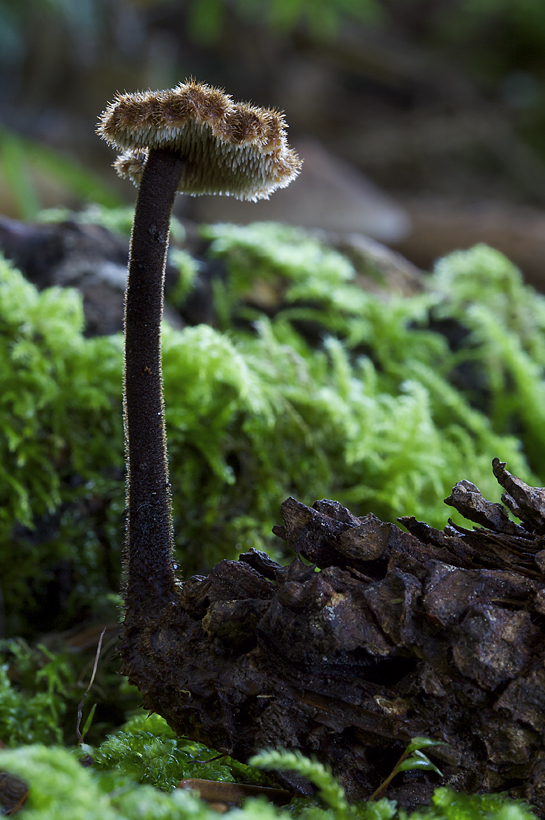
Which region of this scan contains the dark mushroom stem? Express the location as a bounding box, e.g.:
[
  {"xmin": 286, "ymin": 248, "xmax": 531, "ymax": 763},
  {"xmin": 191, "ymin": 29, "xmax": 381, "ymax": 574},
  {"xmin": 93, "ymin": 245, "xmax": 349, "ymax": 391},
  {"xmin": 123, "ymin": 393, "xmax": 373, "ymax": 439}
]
[
  {"xmin": 97, "ymin": 80, "xmax": 301, "ymax": 667},
  {"xmin": 123, "ymin": 146, "xmax": 184, "ymax": 623}
]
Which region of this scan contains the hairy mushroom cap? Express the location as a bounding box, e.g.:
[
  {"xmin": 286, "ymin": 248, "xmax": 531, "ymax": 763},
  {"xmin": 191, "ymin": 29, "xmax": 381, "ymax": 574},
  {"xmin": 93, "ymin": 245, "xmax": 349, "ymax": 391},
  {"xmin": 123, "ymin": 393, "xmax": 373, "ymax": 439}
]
[{"xmin": 97, "ymin": 79, "xmax": 302, "ymax": 201}]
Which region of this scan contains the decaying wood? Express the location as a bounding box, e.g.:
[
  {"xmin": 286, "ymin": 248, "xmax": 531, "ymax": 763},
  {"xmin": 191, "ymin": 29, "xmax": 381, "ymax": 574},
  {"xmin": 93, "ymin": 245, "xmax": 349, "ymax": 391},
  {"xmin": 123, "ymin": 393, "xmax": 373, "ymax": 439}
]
[{"xmin": 122, "ymin": 457, "xmax": 545, "ymax": 814}]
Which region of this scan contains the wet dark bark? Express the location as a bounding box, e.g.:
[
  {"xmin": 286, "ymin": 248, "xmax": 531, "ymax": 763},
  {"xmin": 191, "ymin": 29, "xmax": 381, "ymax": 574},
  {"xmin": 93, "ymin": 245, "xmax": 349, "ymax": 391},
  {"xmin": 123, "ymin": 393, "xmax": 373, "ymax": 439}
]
[{"xmin": 121, "ymin": 458, "xmax": 545, "ymax": 814}]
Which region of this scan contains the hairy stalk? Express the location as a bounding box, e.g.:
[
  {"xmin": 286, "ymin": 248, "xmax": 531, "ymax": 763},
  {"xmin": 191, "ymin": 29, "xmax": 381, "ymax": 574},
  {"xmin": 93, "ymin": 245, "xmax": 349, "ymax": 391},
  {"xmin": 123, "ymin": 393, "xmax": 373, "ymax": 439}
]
[{"xmin": 123, "ymin": 146, "xmax": 184, "ymax": 622}]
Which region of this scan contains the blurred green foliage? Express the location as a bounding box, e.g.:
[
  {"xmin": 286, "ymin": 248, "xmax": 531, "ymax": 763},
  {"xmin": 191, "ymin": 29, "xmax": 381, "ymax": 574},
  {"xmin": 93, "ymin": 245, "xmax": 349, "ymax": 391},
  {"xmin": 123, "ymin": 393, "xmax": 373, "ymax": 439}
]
[
  {"xmin": 6, "ymin": 0, "xmax": 545, "ymax": 67},
  {"xmin": 3, "ymin": 0, "xmax": 545, "ymax": 218},
  {"xmin": 185, "ymin": 0, "xmax": 383, "ymax": 42},
  {"xmin": 0, "ymin": 129, "xmax": 122, "ymax": 220},
  {"xmin": 4, "ymin": 0, "xmax": 544, "ymax": 63},
  {"xmin": 0, "ymin": 0, "xmax": 383, "ymax": 46}
]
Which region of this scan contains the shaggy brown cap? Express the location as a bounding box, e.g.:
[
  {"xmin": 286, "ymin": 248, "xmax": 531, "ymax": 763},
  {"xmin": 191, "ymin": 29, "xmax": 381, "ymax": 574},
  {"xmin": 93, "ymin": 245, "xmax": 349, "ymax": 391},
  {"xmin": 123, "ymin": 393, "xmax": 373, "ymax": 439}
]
[{"xmin": 97, "ymin": 79, "xmax": 301, "ymax": 201}]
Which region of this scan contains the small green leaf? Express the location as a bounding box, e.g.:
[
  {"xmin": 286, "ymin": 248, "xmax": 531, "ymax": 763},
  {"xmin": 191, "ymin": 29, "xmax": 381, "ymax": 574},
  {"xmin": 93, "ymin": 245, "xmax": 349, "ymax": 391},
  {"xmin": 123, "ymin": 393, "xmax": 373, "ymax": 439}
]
[
  {"xmin": 81, "ymin": 702, "xmax": 98, "ymax": 741},
  {"xmin": 398, "ymin": 751, "xmax": 443, "ymax": 777},
  {"xmin": 405, "ymin": 736, "xmax": 449, "ymax": 753}
]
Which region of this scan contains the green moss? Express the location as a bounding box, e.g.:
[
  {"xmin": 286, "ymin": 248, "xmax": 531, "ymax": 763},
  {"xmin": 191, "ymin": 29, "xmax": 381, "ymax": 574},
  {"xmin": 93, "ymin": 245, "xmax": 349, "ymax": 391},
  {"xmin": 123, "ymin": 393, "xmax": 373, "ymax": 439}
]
[
  {"xmin": 168, "ymin": 248, "xmax": 201, "ymax": 307},
  {"xmin": 168, "ymin": 225, "xmax": 533, "ymax": 564},
  {"xmin": 91, "ymin": 714, "xmax": 271, "ymax": 792},
  {"xmin": 0, "ymin": 743, "xmax": 219, "ymax": 820},
  {"xmin": 201, "ymin": 221, "xmax": 366, "ymax": 331},
  {"xmin": 0, "ymin": 639, "xmax": 79, "ymax": 746},
  {"xmin": 2, "ymin": 227, "xmax": 545, "ymax": 623},
  {"xmin": 250, "ymin": 748, "xmax": 537, "ymax": 820},
  {"xmin": 0, "ymin": 636, "xmax": 138, "ymax": 749},
  {"xmin": 0, "ymin": 742, "xmax": 537, "ymax": 820},
  {"xmin": 0, "ymin": 255, "xmax": 125, "ymax": 634},
  {"xmin": 431, "ymin": 244, "xmax": 545, "ymax": 473},
  {"xmin": 37, "ymin": 203, "xmax": 186, "ymax": 242}
]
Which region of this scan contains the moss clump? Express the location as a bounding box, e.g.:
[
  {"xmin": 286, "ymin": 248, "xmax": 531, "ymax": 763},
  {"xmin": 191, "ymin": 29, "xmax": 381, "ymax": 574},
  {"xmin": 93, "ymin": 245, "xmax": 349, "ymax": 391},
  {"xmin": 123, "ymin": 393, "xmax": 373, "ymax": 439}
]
[
  {"xmin": 1, "ymin": 224, "xmax": 543, "ymax": 622},
  {"xmin": 0, "ymin": 742, "xmax": 537, "ymax": 820},
  {"xmin": 0, "ymin": 255, "xmax": 124, "ymax": 635},
  {"xmin": 0, "ymin": 639, "xmax": 76, "ymax": 746},
  {"xmin": 0, "ymin": 742, "xmax": 218, "ymax": 820},
  {"xmin": 431, "ymin": 244, "xmax": 545, "ymax": 474},
  {"xmin": 91, "ymin": 713, "xmax": 271, "ymax": 792}
]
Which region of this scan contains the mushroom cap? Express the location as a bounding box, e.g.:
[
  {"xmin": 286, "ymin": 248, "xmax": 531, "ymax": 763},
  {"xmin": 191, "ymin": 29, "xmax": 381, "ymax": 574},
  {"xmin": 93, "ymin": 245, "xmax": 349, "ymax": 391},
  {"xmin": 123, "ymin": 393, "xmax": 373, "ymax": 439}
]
[{"xmin": 97, "ymin": 79, "xmax": 302, "ymax": 201}]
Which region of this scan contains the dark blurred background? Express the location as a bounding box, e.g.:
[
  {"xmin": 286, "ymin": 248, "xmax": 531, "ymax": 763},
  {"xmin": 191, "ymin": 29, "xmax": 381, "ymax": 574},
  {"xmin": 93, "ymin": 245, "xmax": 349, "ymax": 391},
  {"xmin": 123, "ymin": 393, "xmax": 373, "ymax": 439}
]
[{"xmin": 4, "ymin": 0, "xmax": 545, "ymax": 284}]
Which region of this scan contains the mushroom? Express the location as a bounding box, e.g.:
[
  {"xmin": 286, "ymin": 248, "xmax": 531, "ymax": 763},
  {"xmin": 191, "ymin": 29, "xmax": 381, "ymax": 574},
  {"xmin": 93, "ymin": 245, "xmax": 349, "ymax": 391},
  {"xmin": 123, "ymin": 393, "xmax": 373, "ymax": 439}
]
[{"xmin": 96, "ymin": 80, "xmax": 301, "ymax": 653}]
